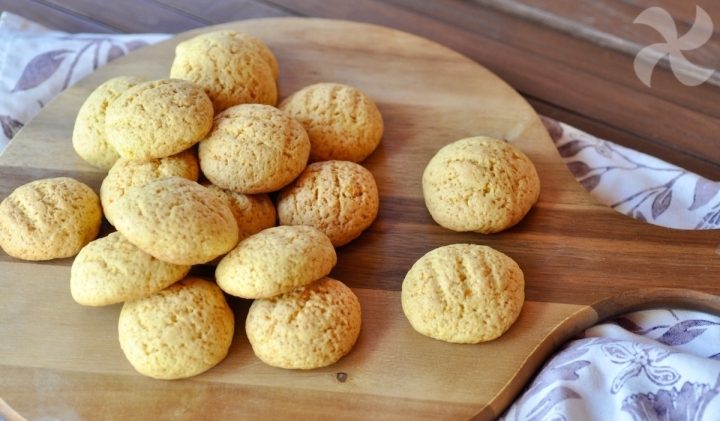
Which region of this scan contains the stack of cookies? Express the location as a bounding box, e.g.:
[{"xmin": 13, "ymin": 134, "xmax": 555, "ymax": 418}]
[
  {"xmin": 217, "ymin": 225, "xmax": 362, "ymax": 369},
  {"xmin": 1, "ymin": 29, "xmax": 386, "ymax": 378},
  {"xmin": 0, "ymin": 24, "xmax": 546, "ymax": 381},
  {"xmin": 76, "ymin": 175, "xmax": 240, "ymax": 379}
]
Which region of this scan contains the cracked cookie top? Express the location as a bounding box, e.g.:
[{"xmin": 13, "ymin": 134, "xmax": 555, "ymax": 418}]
[{"xmin": 422, "ymin": 136, "xmax": 540, "ymax": 234}]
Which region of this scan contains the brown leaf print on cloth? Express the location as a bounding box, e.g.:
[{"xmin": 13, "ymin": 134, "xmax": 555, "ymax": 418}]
[
  {"xmin": 696, "ymin": 206, "xmax": 720, "ymax": 229},
  {"xmin": 555, "ymin": 139, "xmax": 604, "ymax": 192},
  {"xmin": 11, "ymin": 49, "xmax": 71, "ymax": 92},
  {"xmin": 693, "ymin": 175, "xmax": 720, "ymax": 229},
  {"xmin": 0, "ymin": 35, "xmax": 155, "ymax": 149},
  {"xmin": 541, "ymin": 118, "xmax": 606, "ymax": 193},
  {"xmin": 502, "ymin": 307, "xmax": 720, "ymax": 420},
  {"xmin": 539, "ymin": 116, "xmax": 720, "ymax": 229},
  {"xmin": 498, "ymin": 338, "xmax": 605, "ymax": 421},
  {"xmin": 655, "ymin": 320, "xmax": 720, "ymax": 347},
  {"xmin": 611, "ymin": 178, "xmax": 681, "ymax": 221},
  {"xmin": 651, "ymin": 188, "xmax": 673, "ymax": 219},
  {"xmin": 10, "ymin": 38, "xmax": 150, "ymax": 95},
  {"xmin": 622, "ymin": 374, "xmax": 720, "ymax": 421},
  {"xmin": 566, "ymin": 161, "xmax": 592, "ymax": 178},
  {"xmin": 557, "ymin": 139, "xmax": 588, "ymax": 158},
  {"xmin": 690, "ymin": 178, "xmax": 720, "ymax": 211},
  {"xmin": 540, "ymin": 115, "xmax": 563, "ymax": 144},
  {"xmin": 0, "ymin": 115, "xmax": 23, "ymax": 138}
]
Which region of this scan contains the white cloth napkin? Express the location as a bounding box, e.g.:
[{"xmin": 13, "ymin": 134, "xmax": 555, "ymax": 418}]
[
  {"xmin": 501, "ymin": 310, "xmax": 720, "ymax": 420},
  {"xmin": 540, "ymin": 116, "xmax": 720, "ymax": 230},
  {"xmin": 2, "ymin": 10, "xmax": 720, "ymax": 421},
  {"xmin": 0, "ymin": 11, "xmax": 169, "ymax": 151}
]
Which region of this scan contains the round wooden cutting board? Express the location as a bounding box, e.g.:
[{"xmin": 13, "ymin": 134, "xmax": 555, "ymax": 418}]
[{"xmin": 2, "ymin": 17, "xmax": 720, "ymax": 421}]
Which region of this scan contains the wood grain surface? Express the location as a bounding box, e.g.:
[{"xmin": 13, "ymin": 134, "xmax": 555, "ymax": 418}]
[
  {"xmin": 1, "ymin": 17, "xmax": 720, "ymax": 421},
  {"xmin": 5, "ymin": 0, "xmax": 720, "ymax": 180}
]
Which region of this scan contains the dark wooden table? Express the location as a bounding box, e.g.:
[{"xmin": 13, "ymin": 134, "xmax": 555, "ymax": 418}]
[{"xmin": 4, "ymin": 0, "xmax": 720, "ymax": 182}]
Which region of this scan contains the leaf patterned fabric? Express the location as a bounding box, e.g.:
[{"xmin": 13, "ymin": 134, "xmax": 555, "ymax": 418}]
[
  {"xmin": 0, "ymin": 11, "xmax": 170, "ymax": 151},
  {"xmin": 501, "ymin": 311, "xmax": 720, "ymax": 421},
  {"xmin": 2, "ymin": 10, "xmax": 720, "ymax": 421},
  {"xmin": 541, "ymin": 116, "xmax": 720, "ymax": 230}
]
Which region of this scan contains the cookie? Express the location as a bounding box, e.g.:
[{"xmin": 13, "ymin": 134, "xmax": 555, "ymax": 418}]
[
  {"xmin": 245, "ymin": 277, "xmax": 361, "ymax": 369},
  {"xmin": 71, "ymin": 232, "xmax": 191, "ymax": 306},
  {"xmin": 100, "ymin": 149, "xmax": 199, "ymax": 226},
  {"xmin": 118, "ymin": 278, "xmax": 235, "ymax": 379},
  {"xmin": 276, "ymin": 160, "xmax": 379, "ymax": 247},
  {"xmin": 278, "ymin": 83, "xmax": 383, "ymax": 163},
  {"xmin": 0, "ymin": 177, "xmax": 102, "ymax": 261},
  {"xmin": 113, "ymin": 177, "xmax": 239, "ymax": 265},
  {"xmin": 72, "ymin": 75, "xmax": 146, "ymax": 170},
  {"xmin": 203, "ymin": 183, "xmax": 276, "ymax": 241},
  {"xmin": 105, "ymin": 78, "xmax": 213, "ymax": 160},
  {"xmin": 216, "ymin": 225, "xmax": 336, "ymax": 299},
  {"xmin": 170, "ymin": 31, "xmax": 277, "ymax": 112},
  {"xmin": 175, "ymin": 30, "xmax": 279, "ymax": 81},
  {"xmin": 198, "ymin": 104, "xmax": 310, "ymax": 194},
  {"xmin": 401, "ymin": 244, "xmax": 525, "ymax": 343},
  {"xmin": 422, "ymin": 136, "xmax": 540, "ymax": 234}
]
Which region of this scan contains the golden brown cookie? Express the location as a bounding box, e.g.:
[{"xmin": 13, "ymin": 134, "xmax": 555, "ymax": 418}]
[
  {"xmin": 72, "ymin": 75, "xmax": 146, "ymax": 170},
  {"xmin": 113, "ymin": 177, "xmax": 239, "ymax": 265},
  {"xmin": 0, "ymin": 177, "xmax": 102, "ymax": 261},
  {"xmin": 245, "ymin": 277, "xmax": 361, "ymax": 369},
  {"xmin": 203, "ymin": 183, "xmax": 276, "ymax": 241},
  {"xmin": 276, "ymin": 160, "xmax": 379, "ymax": 247},
  {"xmin": 118, "ymin": 278, "xmax": 235, "ymax": 379},
  {"xmin": 198, "ymin": 104, "xmax": 310, "ymax": 194},
  {"xmin": 100, "ymin": 149, "xmax": 199, "ymax": 226},
  {"xmin": 105, "ymin": 78, "xmax": 213, "ymax": 160},
  {"xmin": 278, "ymin": 83, "xmax": 384, "ymax": 163},
  {"xmin": 401, "ymin": 244, "xmax": 525, "ymax": 343},
  {"xmin": 175, "ymin": 30, "xmax": 279, "ymax": 81},
  {"xmin": 422, "ymin": 136, "xmax": 540, "ymax": 234},
  {"xmin": 216, "ymin": 225, "xmax": 336, "ymax": 299},
  {"xmin": 71, "ymin": 232, "xmax": 191, "ymax": 306},
  {"xmin": 170, "ymin": 31, "xmax": 277, "ymax": 112}
]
